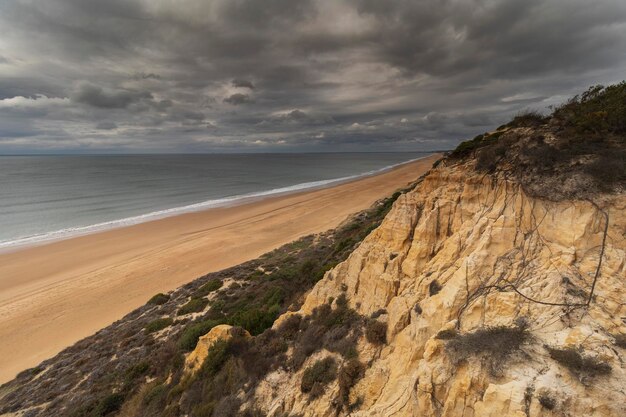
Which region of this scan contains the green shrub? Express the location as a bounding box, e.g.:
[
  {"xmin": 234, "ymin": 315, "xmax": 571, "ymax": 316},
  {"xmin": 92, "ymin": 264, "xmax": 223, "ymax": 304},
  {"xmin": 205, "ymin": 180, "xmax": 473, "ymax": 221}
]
[
  {"xmin": 547, "ymin": 347, "xmax": 611, "ymax": 377},
  {"xmin": 554, "ymin": 82, "xmax": 626, "ymax": 135},
  {"xmin": 177, "ymin": 297, "xmax": 208, "ymax": 316},
  {"xmin": 147, "ymin": 293, "xmax": 170, "ymax": 305},
  {"xmin": 178, "ymin": 319, "xmax": 222, "ymax": 351},
  {"xmin": 143, "ymin": 383, "xmax": 167, "ymax": 405},
  {"xmin": 300, "ymin": 357, "xmax": 337, "ymax": 398},
  {"xmin": 198, "ymin": 339, "xmax": 231, "ymax": 378},
  {"xmin": 508, "ymin": 110, "xmax": 547, "ymax": 128},
  {"xmin": 195, "ymin": 280, "xmax": 223, "ymax": 297},
  {"xmin": 227, "ymin": 304, "xmax": 280, "ymax": 336},
  {"xmin": 93, "ymin": 393, "xmax": 124, "ymax": 416},
  {"xmin": 145, "ymin": 318, "xmax": 174, "ymax": 334},
  {"xmin": 124, "ymin": 361, "xmax": 150, "ymax": 383}
]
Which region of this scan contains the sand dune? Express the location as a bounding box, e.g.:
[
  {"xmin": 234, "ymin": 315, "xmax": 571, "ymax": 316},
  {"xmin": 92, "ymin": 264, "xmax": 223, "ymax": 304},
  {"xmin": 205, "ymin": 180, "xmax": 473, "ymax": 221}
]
[{"xmin": 0, "ymin": 154, "xmax": 439, "ymax": 383}]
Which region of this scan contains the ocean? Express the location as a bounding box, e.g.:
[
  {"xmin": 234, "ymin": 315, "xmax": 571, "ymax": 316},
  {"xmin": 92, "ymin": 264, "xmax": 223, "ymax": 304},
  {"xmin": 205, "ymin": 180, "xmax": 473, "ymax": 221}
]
[{"xmin": 0, "ymin": 153, "xmax": 430, "ymax": 249}]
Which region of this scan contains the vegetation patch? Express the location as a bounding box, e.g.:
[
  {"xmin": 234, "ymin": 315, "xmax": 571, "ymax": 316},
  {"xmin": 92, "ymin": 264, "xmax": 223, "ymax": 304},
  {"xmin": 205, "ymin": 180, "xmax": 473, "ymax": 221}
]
[
  {"xmin": 177, "ymin": 297, "xmax": 209, "ymax": 316},
  {"xmin": 450, "ymin": 82, "xmax": 626, "ymax": 200},
  {"xmin": 144, "ymin": 318, "xmax": 173, "ymax": 334},
  {"xmin": 445, "ymin": 321, "xmax": 531, "ymax": 376},
  {"xmin": 365, "ymin": 319, "xmax": 387, "ymax": 345},
  {"xmin": 194, "ymin": 280, "xmax": 223, "ymax": 297},
  {"xmin": 429, "ymin": 280, "xmax": 442, "ymax": 296},
  {"xmin": 337, "ymin": 359, "xmax": 365, "ymax": 408},
  {"xmin": 1, "ymin": 187, "xmax": 411, "ymax": 417},
  {"xmin": 147, "ymin": 293, "xmax": 170, "ymax": 305},
  {"xmin": 538, "ymin": 393, "xmax": 557, "ymax": 410},
  {"xmin": 547, "ymin": 346, "xmax": 611, "ymax": 378},
  {"xmin": 178, "ymin": 319, "xmax": 223, "ymax": 351},
  {"xmin": 300, "ymin": 357, "xmax": 338, "ymax": 399}
]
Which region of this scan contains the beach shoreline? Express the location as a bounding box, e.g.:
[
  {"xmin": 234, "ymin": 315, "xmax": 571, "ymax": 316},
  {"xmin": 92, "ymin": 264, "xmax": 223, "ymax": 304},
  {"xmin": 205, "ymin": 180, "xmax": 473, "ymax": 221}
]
[
  {"xmin": 0, "ymin": 154, "xmax": 434, "ymax": 254},
  {"xmin": 0, "ymin": 154, "xmax": 439, "ymax": 384}
]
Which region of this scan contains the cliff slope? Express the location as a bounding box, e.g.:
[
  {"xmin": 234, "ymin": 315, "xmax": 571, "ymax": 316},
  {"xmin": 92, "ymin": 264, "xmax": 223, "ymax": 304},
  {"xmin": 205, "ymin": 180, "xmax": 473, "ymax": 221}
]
[{"xmin": 252, "ymin": 156, "xmax": 624, "ymax": 416}]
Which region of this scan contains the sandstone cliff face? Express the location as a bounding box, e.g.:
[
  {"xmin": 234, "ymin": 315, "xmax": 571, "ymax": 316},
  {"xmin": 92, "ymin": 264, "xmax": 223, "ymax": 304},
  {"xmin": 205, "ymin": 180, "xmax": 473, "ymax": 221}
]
[{"xmin": 252, "ymin": 160, "xmax": 626, "ymax": 416}]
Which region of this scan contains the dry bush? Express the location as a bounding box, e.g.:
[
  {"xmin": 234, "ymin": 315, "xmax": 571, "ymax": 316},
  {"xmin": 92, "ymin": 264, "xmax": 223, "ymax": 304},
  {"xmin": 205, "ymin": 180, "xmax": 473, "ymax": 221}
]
[
  {"xmin": 445, "ymin": 322, "xmax": 531, "ymax": 376},
  {"xmin": 300, "ymin": 357, "xmax": 338, "ymax": 399},
  {"xmin": 538, "ymin": 393, "xmax": 557, "ymax": 410},
  {"xmin": 547, "ymin": 347, "xmax": 611, "ymax": 378},
  {"xmin": 365, "ymin": 320, "xmax": 387, "ymax": 345}
]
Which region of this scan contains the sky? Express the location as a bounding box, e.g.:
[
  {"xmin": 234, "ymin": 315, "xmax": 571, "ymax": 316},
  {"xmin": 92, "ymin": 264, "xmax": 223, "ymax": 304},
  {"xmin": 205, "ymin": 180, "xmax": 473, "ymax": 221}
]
[{"xmin": 1, "ymin": 0, "xmax": 625, "ymax": 154}]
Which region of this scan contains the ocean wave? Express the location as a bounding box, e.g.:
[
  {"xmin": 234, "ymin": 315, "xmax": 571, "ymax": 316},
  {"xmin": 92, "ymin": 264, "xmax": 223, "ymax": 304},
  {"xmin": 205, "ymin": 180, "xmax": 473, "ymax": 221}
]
[{"xmin": 0, "ymin": 155, "xmax": 429, "ymax": 252}]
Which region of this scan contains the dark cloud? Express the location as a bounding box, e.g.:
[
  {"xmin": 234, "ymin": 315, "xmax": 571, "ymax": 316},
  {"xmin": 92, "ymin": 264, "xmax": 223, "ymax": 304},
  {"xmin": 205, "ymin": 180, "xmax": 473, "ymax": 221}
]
[
  {"xmin": 96, "ymin": 121, "xmax": 117, "ymax": 130},
  {"xmin": 132, "ymin": 72, "xmax": 161, "ymax": 80},
  {"xmin": 71, "ymin": 84, "xmax": 153, "ymax": 109},
  {"xmin": 0, "ymin": 0, "xmax": 625, "ymax": 152},
  {"xmin": 232, "ymin": 79, "xmax": 255, "ymax": 89},
  {"xmin": 223, "ymin": 93, "xmax": 251, "ymax": 105}
]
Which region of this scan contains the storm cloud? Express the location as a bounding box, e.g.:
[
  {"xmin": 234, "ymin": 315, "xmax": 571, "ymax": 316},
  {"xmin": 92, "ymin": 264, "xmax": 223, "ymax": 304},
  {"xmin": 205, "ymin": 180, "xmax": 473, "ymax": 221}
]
[{"xmin": 1, "ymin": 0, "xmax": 625, "ymax": 153}]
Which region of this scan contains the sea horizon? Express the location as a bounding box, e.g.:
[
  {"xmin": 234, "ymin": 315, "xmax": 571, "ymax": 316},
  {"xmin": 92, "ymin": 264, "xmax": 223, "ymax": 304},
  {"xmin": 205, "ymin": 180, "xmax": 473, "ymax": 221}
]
[{"xmin": 0, "ymin": 152, "xmax": 433, "ymax": 251}]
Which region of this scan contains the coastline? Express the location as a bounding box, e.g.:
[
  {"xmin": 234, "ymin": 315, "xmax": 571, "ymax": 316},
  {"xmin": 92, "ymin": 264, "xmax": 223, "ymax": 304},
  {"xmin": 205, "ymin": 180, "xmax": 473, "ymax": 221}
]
[
  {"xmin": 0, "ymin": 154, "xmax": 439, "ymax": 384},
  {"xmin": 0, "ymin": 154, "xmax": 434, "ymax": 254}
]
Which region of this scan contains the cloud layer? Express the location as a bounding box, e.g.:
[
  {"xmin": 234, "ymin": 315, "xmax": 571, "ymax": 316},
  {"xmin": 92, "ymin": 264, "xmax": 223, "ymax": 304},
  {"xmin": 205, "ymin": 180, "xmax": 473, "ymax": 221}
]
[{"xmin": 1, "ymin": 0, "xmax": 625, "ymax": 153}]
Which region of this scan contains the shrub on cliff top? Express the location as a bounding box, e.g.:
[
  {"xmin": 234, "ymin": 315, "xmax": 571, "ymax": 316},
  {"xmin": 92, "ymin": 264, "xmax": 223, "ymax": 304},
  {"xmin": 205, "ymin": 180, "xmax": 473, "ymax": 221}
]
[{"xmin": 554, "ymin": 82, "xmax": 626, "ymax": 135}]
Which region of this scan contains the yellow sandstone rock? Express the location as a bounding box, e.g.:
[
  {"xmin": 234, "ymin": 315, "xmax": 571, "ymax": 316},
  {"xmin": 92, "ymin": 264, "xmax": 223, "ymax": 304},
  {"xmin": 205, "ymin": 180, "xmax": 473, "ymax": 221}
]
[
  {"xmin": 248, "ymin": 159, "xmax": 626, "ymax": 416},
  {"xmin": 184, "ymin": 324, "xmax": 250, "ymax": 375}
]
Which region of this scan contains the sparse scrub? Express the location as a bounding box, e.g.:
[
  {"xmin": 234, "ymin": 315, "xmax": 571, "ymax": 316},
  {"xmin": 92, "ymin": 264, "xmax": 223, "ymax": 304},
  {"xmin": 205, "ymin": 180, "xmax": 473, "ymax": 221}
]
[
  {"xmin": 300, "ymin": 357, "xmax": 337, "ymax": 398},
  {"xmin": 337, "ymin": 359, "xmax": 365, "ymax": 409},
  {"xmin": 508, "ymin": 110, "xmax": 547, "ymax": 128},
  {"xmin": 538, "ymin": 393, "xmax": 557, "ymax": 410},
  {"xmin": 445, "ymin": 322, "xmax": 531, "ymax": 376},
  {"xmin": 451, "ymin": 82, "xmax": 626, "ymax": 200},
  {"xmin": 147, "ymin": 293, "xmax": 170, "ymax": 305},
  {"xmin": 177, "ymin": 297, "xmax": 208, "ymax": 316},
  {"xmin": 195, "ymin": 280, "xmax": 223, "ymax": 297},
  {"xmin": 145, "ymin": 318, "xmax": 173, "ymax": 334},
  {"xmin": 1, "ymin": 185, "xmax": 414, "ymax": 417},
  {"xmin": 365, "ymin": 320, "xmax": 387, "ymax": 345},
  {"xmin": 554, "ymin": 82, "xmax": 626, "ymax": 135},
  {"xmin": 93, "ymin": 393, "xmax": 125, "ymax": 417},
  {"xmin": 547, "ymin": 346, "xmax": 611, "ymax": 378}
]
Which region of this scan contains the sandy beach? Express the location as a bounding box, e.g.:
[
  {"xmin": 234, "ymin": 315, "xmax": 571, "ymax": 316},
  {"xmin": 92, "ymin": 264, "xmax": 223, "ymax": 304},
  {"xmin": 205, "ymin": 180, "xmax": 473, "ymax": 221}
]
[{"xmin": 0, "ymin": 154, "xmax": 439, "ymax": 383}]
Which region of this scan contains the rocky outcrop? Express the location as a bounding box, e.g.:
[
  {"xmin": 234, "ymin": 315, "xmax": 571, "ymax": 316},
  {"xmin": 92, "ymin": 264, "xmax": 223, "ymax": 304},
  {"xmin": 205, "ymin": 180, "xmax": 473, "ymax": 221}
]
[
  {"xmin": 251, "ymin": 159, "xmax": 626, "ymax": 416},
  {"xmin": 185, "ymin": 325, "xmax": 250, "ymax": 375}
]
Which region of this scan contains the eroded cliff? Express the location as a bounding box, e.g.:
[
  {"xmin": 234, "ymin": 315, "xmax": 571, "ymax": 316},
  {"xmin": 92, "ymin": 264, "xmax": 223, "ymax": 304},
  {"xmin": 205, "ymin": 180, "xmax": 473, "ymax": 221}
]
[{"xmin": 248, "ymin": 157, "xmax": 625, "ymax": 417}]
